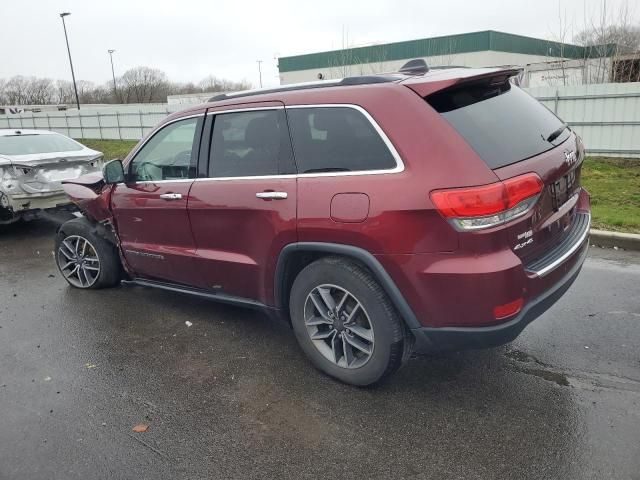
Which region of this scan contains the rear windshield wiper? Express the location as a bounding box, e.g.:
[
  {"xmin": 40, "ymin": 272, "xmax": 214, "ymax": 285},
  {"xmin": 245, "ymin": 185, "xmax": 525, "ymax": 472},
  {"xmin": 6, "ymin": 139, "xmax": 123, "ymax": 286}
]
[{"xmin": 545, "ymin": 124, "xmax": 569, "ymax": 143}]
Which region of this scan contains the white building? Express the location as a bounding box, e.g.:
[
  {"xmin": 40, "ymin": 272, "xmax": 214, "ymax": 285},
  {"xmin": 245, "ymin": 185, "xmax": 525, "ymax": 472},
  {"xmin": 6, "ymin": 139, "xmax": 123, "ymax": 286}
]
[{"xmin": 277, "ymin": 30, "xmax": 614, "ymax": 87}]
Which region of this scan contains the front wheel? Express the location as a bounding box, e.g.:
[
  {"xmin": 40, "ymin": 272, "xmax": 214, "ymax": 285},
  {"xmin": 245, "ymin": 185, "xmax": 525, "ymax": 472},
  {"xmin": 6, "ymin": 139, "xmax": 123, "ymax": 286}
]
[
  {"xmin": 55, "ymin": 218, "xmax": 122, "ymax": 289},
  {"xmin": 289, "ymin": 256, "xmax": 410, "ymax": 386}
]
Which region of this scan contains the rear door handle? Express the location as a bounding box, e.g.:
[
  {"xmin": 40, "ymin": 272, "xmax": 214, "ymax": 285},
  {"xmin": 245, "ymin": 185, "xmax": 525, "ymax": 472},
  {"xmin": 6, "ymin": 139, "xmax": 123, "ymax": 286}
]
[
  {"xmin": 159, "ymin": 193, "xmax": 183, "ymax": 200},
  {"xmin": 256, "ymin": 191, "xmax": 288, "ymax": 200}
]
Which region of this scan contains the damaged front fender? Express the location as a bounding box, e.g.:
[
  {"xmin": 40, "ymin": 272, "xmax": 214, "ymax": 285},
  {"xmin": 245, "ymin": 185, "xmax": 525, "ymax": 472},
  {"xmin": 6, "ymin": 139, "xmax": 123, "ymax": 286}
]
[{"xmin": 62, "ymin": 173, "xmax": 113, "ymax": 223}]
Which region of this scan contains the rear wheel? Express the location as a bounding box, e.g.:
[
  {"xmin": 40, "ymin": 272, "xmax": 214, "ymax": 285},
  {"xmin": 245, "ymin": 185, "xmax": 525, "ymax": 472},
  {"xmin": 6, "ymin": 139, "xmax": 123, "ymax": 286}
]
[
  {"xmin": 55, "ymin": 218, "xmax": 122, "ymax": 289},
  {"xmin": 289, "ymin": 256, "xmax": 409, "ymax": 386}
]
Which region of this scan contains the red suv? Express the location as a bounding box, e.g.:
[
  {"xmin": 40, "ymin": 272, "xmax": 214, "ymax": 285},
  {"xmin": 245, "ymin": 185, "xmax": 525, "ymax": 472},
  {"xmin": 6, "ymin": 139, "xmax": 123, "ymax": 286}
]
[{"xmin": 56, "ymin": 62, "xmax": 590, "ymax": 385}]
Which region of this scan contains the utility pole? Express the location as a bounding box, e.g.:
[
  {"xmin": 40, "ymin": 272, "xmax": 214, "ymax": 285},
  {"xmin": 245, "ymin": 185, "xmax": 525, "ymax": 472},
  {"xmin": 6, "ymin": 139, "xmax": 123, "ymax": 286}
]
[
  {"xmin": 108, "ymin": 49, "xmax": 117, "ymax": 100},
  {"xmin": 59, "ymin": 12, "xmax": 80, "ymax": 110},
  {"xmin": 257, "ymin": 60, "xmax": 263, "ymax": 88}
]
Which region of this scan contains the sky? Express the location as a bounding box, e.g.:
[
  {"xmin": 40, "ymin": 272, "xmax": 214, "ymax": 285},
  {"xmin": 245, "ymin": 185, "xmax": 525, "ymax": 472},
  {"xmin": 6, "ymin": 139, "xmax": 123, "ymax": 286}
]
[{"xmin": 0, "ymin": 0, "xmax": 637, "ymax": 88}]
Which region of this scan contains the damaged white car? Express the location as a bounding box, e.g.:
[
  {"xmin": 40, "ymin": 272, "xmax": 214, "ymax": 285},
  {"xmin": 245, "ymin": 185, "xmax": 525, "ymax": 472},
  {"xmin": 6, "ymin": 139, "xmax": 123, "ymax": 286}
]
[{"xmin": 0, "ymin": 129, "xmax": 103, "ymax": 224}]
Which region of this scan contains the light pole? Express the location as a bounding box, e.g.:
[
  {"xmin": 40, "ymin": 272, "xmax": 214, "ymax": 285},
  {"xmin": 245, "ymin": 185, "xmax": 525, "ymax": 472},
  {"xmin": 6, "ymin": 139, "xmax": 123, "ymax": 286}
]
[
  {"xmin": 59, "ymin": 12, "xmax": 80, "ymax": 110},
  {"xmin": 108, "ymin": 49, "xmax": 117, "ymax": 100},
  {"xmin": 256, "ymin": 60, "xmax": 263, "ymax": 88}
]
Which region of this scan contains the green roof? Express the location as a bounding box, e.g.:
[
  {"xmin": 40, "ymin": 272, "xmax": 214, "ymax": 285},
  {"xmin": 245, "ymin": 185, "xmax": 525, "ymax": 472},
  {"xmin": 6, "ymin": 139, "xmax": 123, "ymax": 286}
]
[{"xmin": 278, "ymin": 30, "xmax": 613, "ymax": 73}]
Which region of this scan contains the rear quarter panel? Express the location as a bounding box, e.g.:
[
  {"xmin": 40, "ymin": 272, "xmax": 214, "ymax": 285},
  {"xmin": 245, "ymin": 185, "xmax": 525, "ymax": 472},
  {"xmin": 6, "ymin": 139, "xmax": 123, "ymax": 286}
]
[{"xmin": 284, "ymin": 83, "xmax": 497, "ymax": 255}]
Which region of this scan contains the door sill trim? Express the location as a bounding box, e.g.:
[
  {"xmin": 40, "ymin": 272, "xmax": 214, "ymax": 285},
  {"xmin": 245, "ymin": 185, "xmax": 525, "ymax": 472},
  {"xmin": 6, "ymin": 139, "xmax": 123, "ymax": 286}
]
[{"xmin": 122, "ymin": 279, "xmax": 267, "ymax": 310}]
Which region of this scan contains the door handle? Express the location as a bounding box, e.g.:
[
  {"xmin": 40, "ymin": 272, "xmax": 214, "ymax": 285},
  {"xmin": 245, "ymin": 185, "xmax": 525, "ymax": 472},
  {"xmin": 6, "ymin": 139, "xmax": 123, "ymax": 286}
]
[
  {"xmin": 159, "ymin": 193, "xmax": 183, "ymax": 200},
  {"xmin": 256, "ymin": 191, "xmax": 288, "ymax": 200}
]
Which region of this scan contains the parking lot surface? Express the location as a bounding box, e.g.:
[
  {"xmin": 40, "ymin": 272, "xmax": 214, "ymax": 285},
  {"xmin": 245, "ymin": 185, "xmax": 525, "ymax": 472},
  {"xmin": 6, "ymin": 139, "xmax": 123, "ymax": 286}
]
[{"xmin": 1, "ymin": 218, "xmax": 639, "ymax": 480}]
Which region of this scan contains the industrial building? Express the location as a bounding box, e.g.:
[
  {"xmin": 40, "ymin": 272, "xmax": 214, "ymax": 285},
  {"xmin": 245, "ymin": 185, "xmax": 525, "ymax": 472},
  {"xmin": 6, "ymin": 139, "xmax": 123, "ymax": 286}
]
[{"xmin": 277, "ymin": 30, "xmax": 614, "ymax": 87}]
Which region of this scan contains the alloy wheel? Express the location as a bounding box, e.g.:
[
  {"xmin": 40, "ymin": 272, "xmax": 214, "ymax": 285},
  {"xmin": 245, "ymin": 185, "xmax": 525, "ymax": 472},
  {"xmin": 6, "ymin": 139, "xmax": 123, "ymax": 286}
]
[
  {"xmin": 57, "ymin": 235, "xmax": 101, "ymax": 288},
  {"xmin": 303, "ymin": 284, "xmax": 375, "ymax": 369}
]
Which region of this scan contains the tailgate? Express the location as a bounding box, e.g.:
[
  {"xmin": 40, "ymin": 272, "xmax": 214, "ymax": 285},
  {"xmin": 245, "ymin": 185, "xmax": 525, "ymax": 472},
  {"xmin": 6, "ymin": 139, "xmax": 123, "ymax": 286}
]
[{"xmin": 493, "ymin": 134, "xmax": 587, "ymax": 264}]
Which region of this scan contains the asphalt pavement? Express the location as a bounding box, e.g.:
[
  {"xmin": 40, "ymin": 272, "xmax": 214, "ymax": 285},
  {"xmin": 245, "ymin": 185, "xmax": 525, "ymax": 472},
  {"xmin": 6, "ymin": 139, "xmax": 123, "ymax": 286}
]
[{"xmin": 1, "ymin": 218, "xmax": 639, "ymax": 480}]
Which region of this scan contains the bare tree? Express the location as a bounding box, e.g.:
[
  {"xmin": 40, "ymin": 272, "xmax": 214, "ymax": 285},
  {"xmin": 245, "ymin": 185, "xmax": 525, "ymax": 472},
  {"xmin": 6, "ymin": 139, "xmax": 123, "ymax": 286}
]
[
  {"xmin": 0, "ymin": 68, "xmax": 252, "ymax": 106},
  {"xmin": 117, "ymin": 67, "xmax": 170, "ymax": 103},
  {"xmin": 198, "ymin": 75, "xmax": 251, "ymax": 93},
  {"xmin": 573, "ymin": 0, "xmax": 640, "ymax": 83}
]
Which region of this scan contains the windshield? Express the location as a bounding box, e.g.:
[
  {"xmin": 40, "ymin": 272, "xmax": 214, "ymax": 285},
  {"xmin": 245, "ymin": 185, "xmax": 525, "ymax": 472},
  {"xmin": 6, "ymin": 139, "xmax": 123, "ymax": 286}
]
[
  {"xmin": 426, "ymin": 82, "xmax": 571, "ymax": 169},
  {"xmin": 0, "ymin": 133, "xmax": 84, "ymax": 155}
]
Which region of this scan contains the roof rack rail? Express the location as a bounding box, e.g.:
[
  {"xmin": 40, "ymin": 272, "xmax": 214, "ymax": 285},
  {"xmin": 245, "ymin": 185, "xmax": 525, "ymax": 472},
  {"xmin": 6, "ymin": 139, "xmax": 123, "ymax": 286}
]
[
  {"xmin": 428, "ymin": 65, "xmax": 470, "ymax": 70},
  {"xmin": 207, "ymin": 75, "xmax": 400, "ymax": 102}
]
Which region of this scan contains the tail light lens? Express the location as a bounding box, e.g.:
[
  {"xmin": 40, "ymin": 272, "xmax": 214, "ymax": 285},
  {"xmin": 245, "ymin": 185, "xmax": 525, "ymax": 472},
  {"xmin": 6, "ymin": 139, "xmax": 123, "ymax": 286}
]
[
  {"xmin": 493, "ymin": 298, "xmax": 524, "ymax": 319},
  {"xmin": 431, "ymin": 173, "xmax": 543, "ymax": 231}
]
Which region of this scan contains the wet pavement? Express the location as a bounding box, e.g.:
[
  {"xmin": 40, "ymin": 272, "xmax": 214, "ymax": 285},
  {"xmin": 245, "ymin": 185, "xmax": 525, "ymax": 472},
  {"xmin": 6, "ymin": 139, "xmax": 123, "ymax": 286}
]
[{"xmin": 1, "ymin": 218, "xmax": 639, "ymax": 480}]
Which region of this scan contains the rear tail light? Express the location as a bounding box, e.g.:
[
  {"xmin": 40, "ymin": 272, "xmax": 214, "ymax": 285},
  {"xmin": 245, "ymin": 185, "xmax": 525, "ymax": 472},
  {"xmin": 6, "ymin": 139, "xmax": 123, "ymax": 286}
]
[{"xmin": 430, "ymin": 173, "xmax": 543, "ymax": 231}]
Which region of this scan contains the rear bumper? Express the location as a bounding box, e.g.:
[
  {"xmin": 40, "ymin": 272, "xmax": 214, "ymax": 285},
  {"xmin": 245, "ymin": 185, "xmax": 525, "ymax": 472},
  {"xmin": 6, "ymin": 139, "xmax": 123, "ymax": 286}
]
[
  {"xmin": 2, "ymin": 190, "xmax": 71, "ymax": 212},
  {"xmin": 410, "ymin": 237, "xmax": 588, "ymax": 354}
]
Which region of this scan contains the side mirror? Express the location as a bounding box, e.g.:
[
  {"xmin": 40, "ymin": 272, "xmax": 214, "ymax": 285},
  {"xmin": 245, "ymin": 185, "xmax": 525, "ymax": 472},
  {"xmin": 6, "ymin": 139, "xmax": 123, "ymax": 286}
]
[{"xmin": 103, "ymin": 159, "xmax": 125, "ymax": 185}]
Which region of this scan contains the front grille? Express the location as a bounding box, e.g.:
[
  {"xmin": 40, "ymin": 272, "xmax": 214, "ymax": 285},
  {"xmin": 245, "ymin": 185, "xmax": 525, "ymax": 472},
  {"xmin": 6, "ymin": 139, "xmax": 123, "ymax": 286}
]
[{"xmin": 525, "ymin": 212, "xmax": 590, "ymax": 277}]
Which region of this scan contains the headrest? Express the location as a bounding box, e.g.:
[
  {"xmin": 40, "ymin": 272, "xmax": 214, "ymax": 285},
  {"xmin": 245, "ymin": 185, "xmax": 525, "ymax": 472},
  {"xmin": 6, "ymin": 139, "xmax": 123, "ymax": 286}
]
[{"xmin": 245, "ymin": 115, "xmax": 280, "ymax": 149}]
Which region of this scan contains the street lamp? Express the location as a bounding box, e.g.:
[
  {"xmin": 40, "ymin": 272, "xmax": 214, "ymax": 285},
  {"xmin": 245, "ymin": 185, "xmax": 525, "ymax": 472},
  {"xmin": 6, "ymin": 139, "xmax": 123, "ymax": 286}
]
[
  {"xmin": 256, "ymin": 60, "xmax": 263, "ymax": 88},
  {"xmin": 108, "ymin": 49, "xmax": 117, "ymax": 100},
  {"xmin": 59, "ymin": 12, "xmax": 80, "ymax": 110}
]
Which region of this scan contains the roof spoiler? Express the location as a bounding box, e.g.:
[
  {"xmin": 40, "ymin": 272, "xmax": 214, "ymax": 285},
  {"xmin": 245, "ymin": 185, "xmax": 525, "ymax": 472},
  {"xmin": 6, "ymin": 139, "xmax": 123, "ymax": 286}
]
[
  {"xmin": 403, "ymin": 67, "xmax": 523, "ymax": 97},
  {"xmin": 398, "ymin": 59, "xmax": 429, "ymax": 75}
]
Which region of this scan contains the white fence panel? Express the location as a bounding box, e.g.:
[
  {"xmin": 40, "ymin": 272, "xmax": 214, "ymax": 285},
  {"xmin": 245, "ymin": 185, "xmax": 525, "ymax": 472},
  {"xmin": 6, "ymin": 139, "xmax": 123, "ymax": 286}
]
[
  {"xmin": 525, "ymin": 82, "xmax": 640, "ymax": 157},
  {"xmin": 1, "ymin": 85, "xmax": 640, "ymax": 157}
]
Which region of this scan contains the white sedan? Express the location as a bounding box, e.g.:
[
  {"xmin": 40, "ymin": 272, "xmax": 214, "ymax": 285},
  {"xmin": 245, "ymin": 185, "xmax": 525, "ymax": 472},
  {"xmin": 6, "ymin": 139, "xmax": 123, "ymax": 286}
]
[{"xmin": 0, "ymin": 129, "xmax": 103, "ymax": 224}]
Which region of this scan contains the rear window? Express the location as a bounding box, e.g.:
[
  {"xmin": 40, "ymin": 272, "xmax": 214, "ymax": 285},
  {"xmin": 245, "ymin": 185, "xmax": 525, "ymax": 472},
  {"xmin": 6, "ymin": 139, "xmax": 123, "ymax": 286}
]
[
  {"xmin": 287, "ymin": 107, "xmax": 397, "ymax": 173},
  {"xmin": 427, "ymin": 82, "xmax": 570, "ymax": 169},
  {"xmin": 0, "ymin": 133, "xmax": 83, "ymax": 155}
]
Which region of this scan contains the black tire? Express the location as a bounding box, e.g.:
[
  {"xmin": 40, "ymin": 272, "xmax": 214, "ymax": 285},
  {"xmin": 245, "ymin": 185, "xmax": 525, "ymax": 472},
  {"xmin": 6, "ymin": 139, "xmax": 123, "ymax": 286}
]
[
  {"xmin": 289, "ymin": 256, "xmax": 410, "ymax": 386},
  {"xmin": 55, "ymin": 217, "xmax": 122, "ymax": 289}
]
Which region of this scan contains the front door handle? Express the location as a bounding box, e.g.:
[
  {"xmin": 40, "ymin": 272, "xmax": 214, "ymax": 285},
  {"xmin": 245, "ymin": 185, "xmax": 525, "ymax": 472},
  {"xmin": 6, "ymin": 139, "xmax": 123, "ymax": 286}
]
[
  {"xmin": 256, "ymin": 191, "xmax": 288, "ymax": 200},
  {"xmin": 159, "ymin": 193, "xmax": 183, "ymax": 200}
]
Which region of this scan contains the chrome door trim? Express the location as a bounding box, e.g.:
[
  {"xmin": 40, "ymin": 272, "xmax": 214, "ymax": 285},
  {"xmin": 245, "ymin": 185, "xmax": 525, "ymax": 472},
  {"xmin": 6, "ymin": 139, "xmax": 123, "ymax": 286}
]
[
  {"xmin": 159, "ymin": 193, "xmax": 183, "ymax": 200},
  {"xmin": 256, "ymin": 191, "xmax": 288, "ymax": 200}
]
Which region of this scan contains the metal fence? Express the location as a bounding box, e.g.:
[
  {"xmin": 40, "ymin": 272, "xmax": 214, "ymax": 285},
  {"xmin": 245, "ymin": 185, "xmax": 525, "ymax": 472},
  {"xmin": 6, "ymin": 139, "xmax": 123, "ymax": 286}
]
[
  {"xmin": 0, "ymin": 104, "xmax": 177, "ymax": 141},
  {"xmin": 526, "ymin": 82, "xmax": 640, "ymax": 158},
  {"xmin": 2, "ymin": 83, "xmax": 640, "ymax": 157}
]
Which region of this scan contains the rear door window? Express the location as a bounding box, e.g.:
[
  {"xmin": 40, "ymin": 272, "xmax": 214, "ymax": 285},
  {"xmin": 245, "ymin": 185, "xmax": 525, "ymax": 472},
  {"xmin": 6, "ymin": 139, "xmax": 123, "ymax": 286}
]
[
  {"xmin": 287, "ymin": 107, "xmax": 397, "ymax": 173},
  {"xmin": 426, "ymin": 82, "xmax": 570, "ymax": 169},
  {"xmin": 208, "ymin": 109, "xmax": 294, "ymax": 177}
]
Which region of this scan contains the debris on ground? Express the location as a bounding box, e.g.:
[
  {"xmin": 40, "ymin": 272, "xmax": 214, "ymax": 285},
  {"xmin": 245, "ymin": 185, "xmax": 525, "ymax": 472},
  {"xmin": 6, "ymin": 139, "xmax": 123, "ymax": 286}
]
[
  {"xmin": 85, "ymin": 363, "xmax": 97, "ymax": 369},
  {"xmin": 132, "ymin": 423, "xmax": 149, "ymax": 433},
  {"xmin": 185, "ymin": 321, "xmax": 193, "ymax": 327}
]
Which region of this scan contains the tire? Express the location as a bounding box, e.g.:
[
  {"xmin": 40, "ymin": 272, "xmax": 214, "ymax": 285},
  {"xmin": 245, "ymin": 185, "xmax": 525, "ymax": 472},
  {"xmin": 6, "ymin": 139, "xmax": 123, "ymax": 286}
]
[
  {"xmin": 289, "ymin": 256, "xmax": 410, "ymax": 386},
  {"xmin": 55, "ymin": 217, "xmax": 122, "ymax": 289}
]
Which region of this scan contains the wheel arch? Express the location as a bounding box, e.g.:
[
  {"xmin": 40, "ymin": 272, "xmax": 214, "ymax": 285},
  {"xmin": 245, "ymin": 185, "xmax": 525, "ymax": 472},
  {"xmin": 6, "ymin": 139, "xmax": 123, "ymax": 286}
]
[{"xmin": 274, "ymin": 242, "xmax": 421, "ymax": 329}]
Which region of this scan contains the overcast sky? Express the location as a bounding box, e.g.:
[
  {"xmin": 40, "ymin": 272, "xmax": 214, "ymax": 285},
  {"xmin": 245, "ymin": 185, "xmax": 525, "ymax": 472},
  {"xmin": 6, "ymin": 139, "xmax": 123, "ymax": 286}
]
[{"xmin": 0, "ymin": 0, "xmax": 636, "ymax": 88}]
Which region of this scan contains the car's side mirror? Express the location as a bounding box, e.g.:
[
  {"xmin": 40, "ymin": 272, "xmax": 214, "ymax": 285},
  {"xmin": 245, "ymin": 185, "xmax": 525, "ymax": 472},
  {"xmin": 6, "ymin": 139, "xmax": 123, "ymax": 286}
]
[{"xmin": 103, "ymin": 159, "xmax": 126, "ymax": 185}]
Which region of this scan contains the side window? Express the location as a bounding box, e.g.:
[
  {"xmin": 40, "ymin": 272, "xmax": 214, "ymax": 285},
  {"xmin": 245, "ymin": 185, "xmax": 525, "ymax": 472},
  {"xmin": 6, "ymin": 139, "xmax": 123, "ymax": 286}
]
[
  {"xmin": 208, "ymin": 109, "xmax": 294, "ymax": 178},
  {"xmin": 287, "ymin": 107, "xmax": 397, "ymax": 173},
  {"xmin": 130, "ymin": 117, "xmax": 199, "ymax": 181}
]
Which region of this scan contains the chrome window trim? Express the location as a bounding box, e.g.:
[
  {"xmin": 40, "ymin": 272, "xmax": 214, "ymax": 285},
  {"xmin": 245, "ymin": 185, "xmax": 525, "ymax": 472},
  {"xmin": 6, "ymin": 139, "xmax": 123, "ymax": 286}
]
[
  {"xmin": 206, "ymin": 106, "xmax": 284, "ymax": 115},
  {"xmin": 122, "ymin": 104, "xmax": 405, "ymax": 184},
  {"xmin": 193, "ymin": 103, "xmax": 405, "ymax": 182}
]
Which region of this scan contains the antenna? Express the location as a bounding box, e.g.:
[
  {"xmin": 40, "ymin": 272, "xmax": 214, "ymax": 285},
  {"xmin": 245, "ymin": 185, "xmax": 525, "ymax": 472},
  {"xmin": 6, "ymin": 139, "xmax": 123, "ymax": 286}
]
[{"xmin": 398, "ymin": 59, "xmax": 430, "ymax": 75}]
